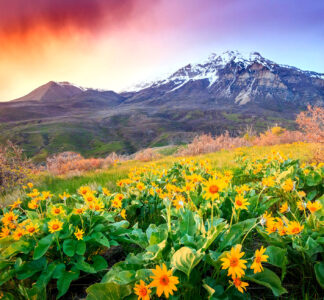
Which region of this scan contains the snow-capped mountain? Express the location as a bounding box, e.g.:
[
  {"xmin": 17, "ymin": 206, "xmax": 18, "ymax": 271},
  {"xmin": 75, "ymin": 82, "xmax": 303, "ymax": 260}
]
[
  {"xmin": 128, "ymin": 50, "xmax": 324, "ymax": 94},
  {"xmin": 1, "ymin": 50, "xmax": 323, "ymax": 157}
]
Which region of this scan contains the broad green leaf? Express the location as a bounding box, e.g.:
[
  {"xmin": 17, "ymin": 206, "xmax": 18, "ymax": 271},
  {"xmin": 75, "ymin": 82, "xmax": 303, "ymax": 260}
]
[
  {"xmin": 75, "ymin": 257, "xmax": 96, "ymax": 274},
  {"xmin": 92, "ymin": 255, "xmax": 108, "ymax": 272},
  {"xmin": 245, "ymin": 268, "xmax": 287, "ymax": 297},
  {"xmin": 144, "ymin": 239, "xmax": 167, "ymax": 261},
  {"xmin": 1, "ymin": 240, "xmax": 33, "ymax": 258},
  {"xmin": 34, "ymin": 262, "xmax": 57, "ymax": 290},
  {"xmin": 0, "ymin": 269, "xmax": 15, "ymax": 286},
  {"xmin": 171, "ymin": 246, "xmax": 204, "ymax": 278},
  {"xmin": 57, "ymin": 267, "xmax": 80, "ymax": 299},
  {"xmin": 314, "ymin": 262, "xmax": 324, "ymax": 288},
  {"xmin": 33, "ymin": 234, "xmax": 55, "ymax": 260},
  {"xmin": 219, "ymin": 218, "xmax": 257, "ymax": 251},
  {"xmin": 306, "ymin": 172, "xmax": 321, "ymax": 186},
  {"xmin": 180, "ymin": 210, "xmax": 197, "ymax": 236},
  {"xmin": 92, "ymin": 232, "xmax": 110, "ymax": 248},
  {"xmin": 265, "ymin": 246, "xmax": 288, "ymax": 279},
  {"xmin": 135, "ymin": 269, "xmax": 152, "ymax": 280},
  {"xmin": 86, "ymin": 282, "xmax": 132, "ymax": 300},
  {"xmin": 0, "ymin": 261, "xmax": 10, "ymax": 271},
  {"xmin": 199, "ymin": 221, "xmax": 226, "ymax": 251},
  {"xmin": 76, "ymin": 240, "xmax": 86, "ymax": 255},
  {"xmin": 18, "ymin": 284, "xmax": 47, "ymax": 300},
  {"xmin": 102, "ymin": 268, "xmax": 136, "ymax": 285},
  {"xmin": 63, "ymin": 239, "xmax": 77, "ymax": 257},
  {"xmin": 16, "ymin": 257, "xmax": 47, "ymax": 280},
  {"xmin": 146, "ymin": 224, "xmax": 168, "ymax": 245},
  {"xmin": 305, "ymin": 237, "xmax": 323, "ymax": 257}
]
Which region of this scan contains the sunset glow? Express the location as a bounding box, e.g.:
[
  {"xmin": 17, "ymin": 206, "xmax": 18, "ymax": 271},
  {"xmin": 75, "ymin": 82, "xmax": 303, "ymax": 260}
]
[{"xmin": 0, "ymin": 0, "xmax": 323, "ymax": 100}]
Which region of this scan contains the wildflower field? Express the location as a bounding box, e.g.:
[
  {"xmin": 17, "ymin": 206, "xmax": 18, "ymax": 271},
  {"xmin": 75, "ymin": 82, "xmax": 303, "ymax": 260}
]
[{"xmin": 0, "ymin": 144, "xmax": 323, "ymax": 299}]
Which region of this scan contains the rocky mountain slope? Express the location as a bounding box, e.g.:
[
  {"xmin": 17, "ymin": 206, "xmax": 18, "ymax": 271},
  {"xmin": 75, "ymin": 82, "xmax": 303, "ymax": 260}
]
[{"xmin": 0, "ymin": 50, "xmax": 323, "ymax": 159}]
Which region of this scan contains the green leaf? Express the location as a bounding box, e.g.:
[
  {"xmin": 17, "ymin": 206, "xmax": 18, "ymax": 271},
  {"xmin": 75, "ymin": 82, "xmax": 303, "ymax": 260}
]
[
  {"xmin": 146, "ymin": 224, "xmax": 168, "ymax": 246},
  {"xmin": 219, "ymin": 218, "xmax": 257, "ymax": 251},
  {"xmin": 0, "ymin": 269, "xmax": 15, "ymax": 286},
  {"xmin": 76, "ymin": 240, "xmax": 86, "ymax": 255},
  {"xmin": 306, "ymin": 172, "xmax": 322, "ymax": 186},
  {"xmin": 33, "ymin": 234, "xmax": 55, "ymax": 260},
  {"xmin": 57, "ymin": 267, "xmax": 80, "ymax": 299},
  {"xmin": 0, "ymin": 261, "xmax": 10, "ymax": 271},
  {"xmin": 18, "ymin": 284, "xmax": 47, "ymax": 300},
  {"xmin": 305, "ymin": 237, "xmax": 323, "ymax": 257},
  {"xmin": 144, "ymin": 240, "xmax": 167, "ymax": 261},
  {"xmin": 92, "ymin": 255, "xmax": 108, "ymax": 272},
  {"xmin": 1, "ymin": 240, "xmax": 33, "ymax": 258},
  {"xmin": 86, "ymin": 282, "xmax": 132, "ymax": 300},
  {"xmin": 16, "ymin": 257, "xmax": 47, "ymax": 280},
  {"xmin": 75, "ymin": 257, "xmax": 96, "ymax": 274},
  {"xmin": 102, "ymin": 269, "xmax": 136, "ymax": 285},
  {"xmin": 63, "ymin": 239, "xmax": 77, "ymax": 257},
  {"xmin": 53, "ymin": 263, "xmax": 66, "ymax": 279},
  {"xmin": 199, "ymin": 221, "xmax": 226, "ymax": 251},
  {"xmin": 314, "ymin": 262, "xmax": 324, "ymax": 288},
  {"xmin": 171, "ymin": 246, "xmax": 204, "ymax": 278},
  {"xmin": 245, "ymin": 268, "xmax": 287, "ymax": 297},
  {"xmin": 265, "ymin": 246, "xmax": 288, "ymax": 279},
  {"xmin": 34, "ymin": 262, "xmax": 57, "ymax": 290},
  {"xmin": 92, "ymin": 232, "xmax": 110, "ymax": 248},
  {"xmin": 180, "ymin": 210, "xmax": 197, "ymax": 236}
]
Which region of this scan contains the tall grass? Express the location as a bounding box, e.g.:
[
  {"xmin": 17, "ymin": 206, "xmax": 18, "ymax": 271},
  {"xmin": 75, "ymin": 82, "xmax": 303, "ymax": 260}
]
[{"xmin": 32, "ymin": 142, "xmax": 317, "ymax": 195}]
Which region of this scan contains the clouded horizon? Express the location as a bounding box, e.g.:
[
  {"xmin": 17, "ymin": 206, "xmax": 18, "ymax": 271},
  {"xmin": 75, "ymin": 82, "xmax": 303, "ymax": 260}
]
[{"xmin": 0, "ymin": 0, "xmax": 323, "ymax": 101}]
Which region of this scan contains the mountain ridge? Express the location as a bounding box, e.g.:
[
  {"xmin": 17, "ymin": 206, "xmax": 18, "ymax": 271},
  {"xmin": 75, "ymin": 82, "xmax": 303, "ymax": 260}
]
[{"xmin": 0, "ymin": 50, "xmax": 323, "ymax": 160}]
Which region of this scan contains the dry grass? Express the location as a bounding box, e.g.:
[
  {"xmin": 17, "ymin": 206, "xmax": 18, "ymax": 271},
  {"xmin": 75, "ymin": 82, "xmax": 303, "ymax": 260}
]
[
  {"xmin": 46, "ymin": 151, "xmax": 125, "ymax": 176},
  {"xmin": 176, "ymin": 132, "xmax": 249, "ymax": 156},
  {"xmin": 134, "ymin": 148, "xmax": 161, "ymax": 162}
]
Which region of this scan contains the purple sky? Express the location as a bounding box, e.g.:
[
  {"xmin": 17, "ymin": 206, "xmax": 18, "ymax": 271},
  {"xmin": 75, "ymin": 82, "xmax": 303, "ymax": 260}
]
[{"xmin": 0, "ymin": 0, "xmax": 323, "ymax": 100}]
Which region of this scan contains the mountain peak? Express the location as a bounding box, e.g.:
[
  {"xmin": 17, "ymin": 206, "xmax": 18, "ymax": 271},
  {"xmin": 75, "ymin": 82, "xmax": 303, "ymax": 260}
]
[
  {"xmin": 13, "ymin": 80, "xmax": 85, "ymax": 102},
  {"xmin": 127, "ymin": 50, "xmax": 324, "ymax": 94}
]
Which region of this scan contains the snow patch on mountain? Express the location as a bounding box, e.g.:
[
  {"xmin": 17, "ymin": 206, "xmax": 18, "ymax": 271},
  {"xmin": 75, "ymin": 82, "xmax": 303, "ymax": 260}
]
[{"xmin": 126, "ymin": 50, "xmax": 324, "ymax": 93}]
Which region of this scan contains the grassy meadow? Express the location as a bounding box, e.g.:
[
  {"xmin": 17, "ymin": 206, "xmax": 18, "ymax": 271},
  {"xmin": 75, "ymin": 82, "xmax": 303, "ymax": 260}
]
[
  {"xmin": 0, "ymin": 141, "xmax": 323, "ymax": 300},
  {"xmin": 34, "ymin": 142, "xmax": 318, "ymax": 196}
]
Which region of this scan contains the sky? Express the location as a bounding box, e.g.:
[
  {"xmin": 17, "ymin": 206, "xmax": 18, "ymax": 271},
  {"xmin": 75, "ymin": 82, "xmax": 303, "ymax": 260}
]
[{"xmin": 0, "ymin": 0, "xmax": 323, "ymax": 101}]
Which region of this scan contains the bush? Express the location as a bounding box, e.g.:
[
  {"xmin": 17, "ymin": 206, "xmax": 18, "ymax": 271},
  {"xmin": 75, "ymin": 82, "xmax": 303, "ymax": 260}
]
[
  {"xmin": 297, "ymin": 105, "xmax": 324, "ymax": 162},
  {"xmin": 0, "ymin": 141, "xmax": 34, "ymax": 195},
  {"xmin": 253, "ymin": 128, "xmax": 305, "ymax": 146},
  {"xmin": 134, "ymin": 148, "xmax": 161, "ymax": 162},
  {"xmin": 177, "ymin": 132, "xmax": 249, "ymax": 156},
  {"xmin": 46, "ymin": 152, "xmax": 124, "ymax": 176}
]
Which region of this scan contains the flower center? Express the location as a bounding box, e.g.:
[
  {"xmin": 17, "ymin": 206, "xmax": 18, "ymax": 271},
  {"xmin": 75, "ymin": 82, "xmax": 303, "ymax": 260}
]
[
  {"xmin": 236, "ymin": 200, "xmax": 242, "ymax": 206},
  {"xmin": 28, "ymin": 227, "xmax": 35, "ymax": 233},
  {"xmin": 55, "ymin": 208, "xmax": 60, "ymax": 214},
  {"xmin": 209, "ymin": 185, "xmax": 219, "ymax": 194},
  {"xmin": 292, "ymin": 227, "xmax": 300, "ymax": 234},
  {"xmin": 159, "ymin": 275, "xmax": 170, "ymax": 286},
  {"xmin": 230, "ymin": 257, "xmax": 239, "ymax": 267},
  {"xmin": 52, "ymin": 224, "xmax": 59, "ymax": 230},
  {"xmin": 233, "ymin": 277, "xmax": 241, "ymax": 286},
  {"xmin": 139, "ymin": 287, "xmax": 147, "ymax": 296},
  {"xmin": 255, "ymin": 256, "xmax": 261, "ymax": 263}
]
